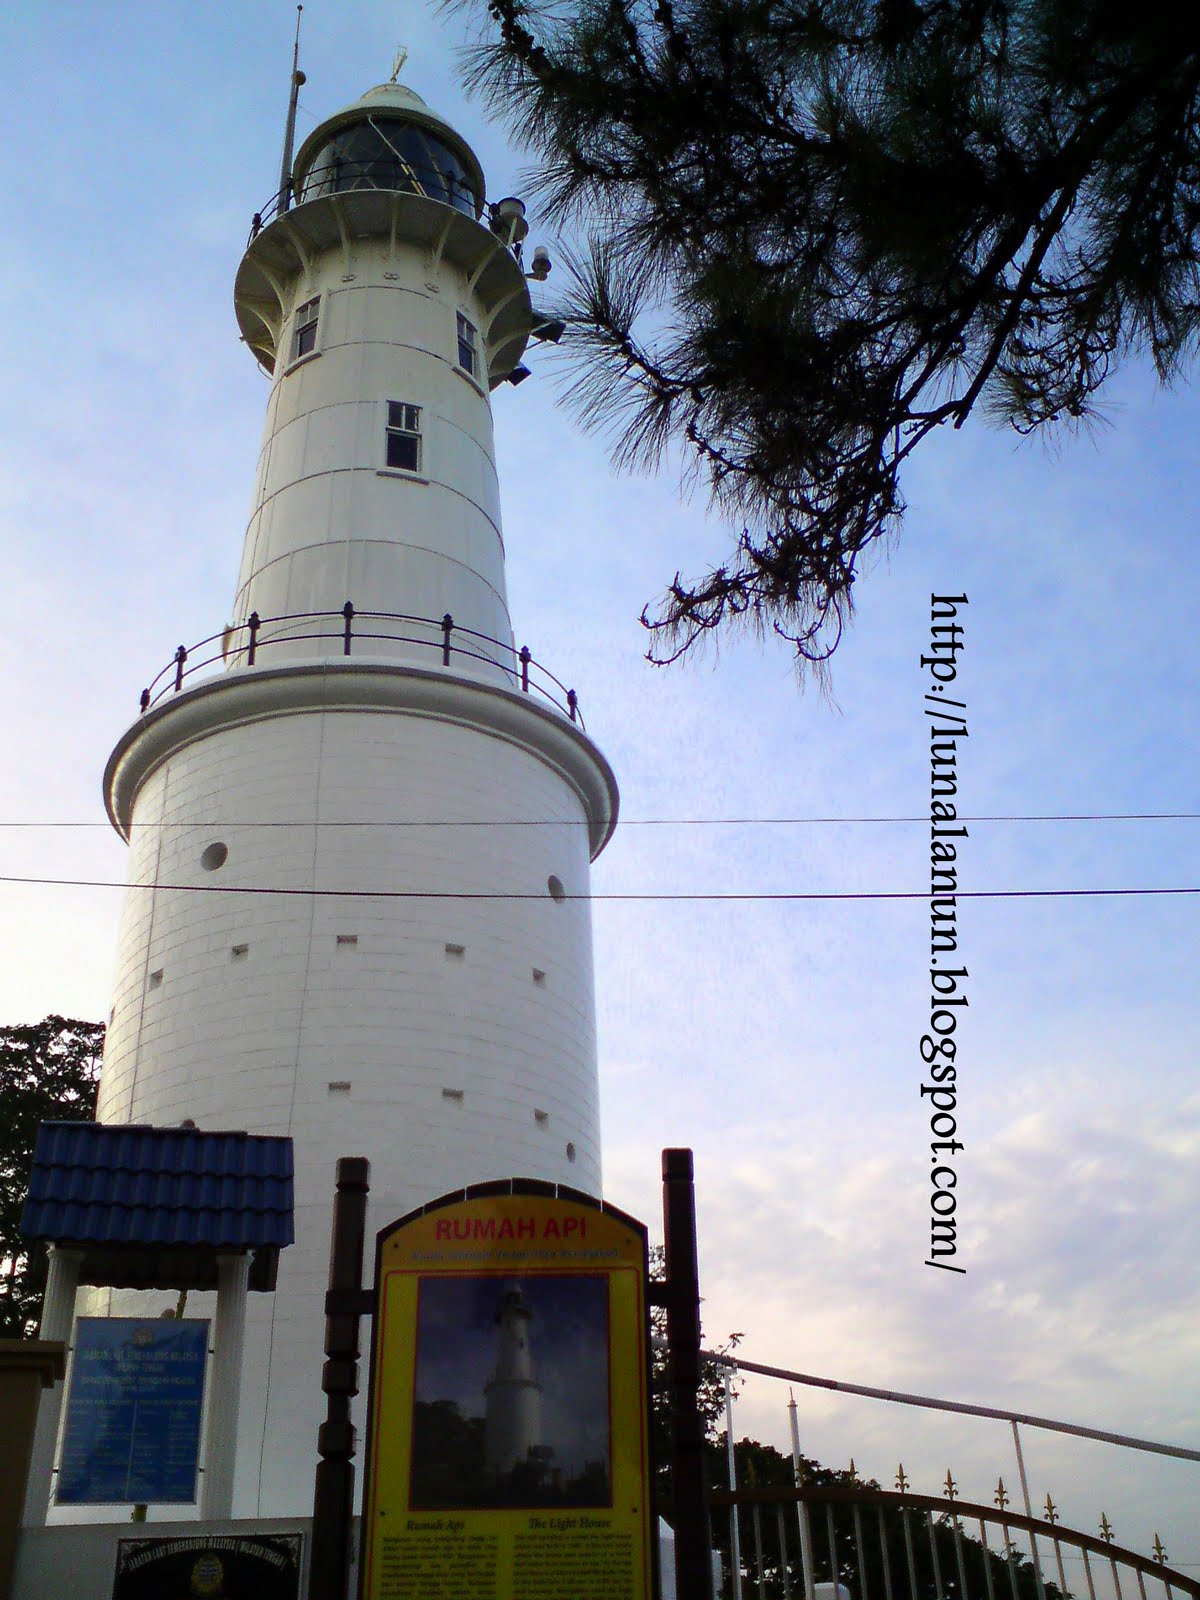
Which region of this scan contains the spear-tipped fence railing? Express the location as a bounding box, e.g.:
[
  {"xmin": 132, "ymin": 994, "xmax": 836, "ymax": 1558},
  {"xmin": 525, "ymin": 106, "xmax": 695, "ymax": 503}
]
[
  {"xmin": 137, "ymin": 606, "xmax": 583, "ymax": 728},
  {"xmin": 692, "ymin": 1350, "xmax": 1199, "ymax": 1600},
  {"xmin": 708, "ymin": 1480, "xmax": 1198, "ymax": 1600}
]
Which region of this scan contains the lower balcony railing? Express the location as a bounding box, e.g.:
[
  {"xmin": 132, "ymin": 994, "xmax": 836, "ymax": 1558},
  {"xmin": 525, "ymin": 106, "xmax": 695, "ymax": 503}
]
[{"xmin": 138, "ymin": 605, "xmax": 582, "ymax": 728}]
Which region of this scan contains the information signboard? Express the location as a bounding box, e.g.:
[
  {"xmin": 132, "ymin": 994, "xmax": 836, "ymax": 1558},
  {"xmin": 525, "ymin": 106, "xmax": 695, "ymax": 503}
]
[
  {"xmin": 58, "ymin": 1317, "xmax": 208, "ymax": 1504},
  {"xmin": 359, "ymin": 1188, "xmax": 656, "ymax": 1600},
  {"xmin": 112, "ymin": 1532, "xmax": 303, "ymax": 1599}
]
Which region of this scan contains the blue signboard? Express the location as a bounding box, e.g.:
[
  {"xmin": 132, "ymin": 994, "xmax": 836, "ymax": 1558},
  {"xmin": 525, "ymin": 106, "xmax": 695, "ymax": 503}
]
[{"xmin": 57, "ymin": 1317, "xmax": 209, "ymax": 1505}]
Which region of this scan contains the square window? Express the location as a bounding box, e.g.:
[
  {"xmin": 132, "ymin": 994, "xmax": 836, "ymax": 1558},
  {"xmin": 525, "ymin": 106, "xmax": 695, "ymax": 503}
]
[
  {"xmin": 456, "ymin": 312, "xmax": 478, "ymax": 377},
  {"xmin": 291, "ymin": 295, "xmax": 320, "ymax": 363},
  {"xmin": 388, "ymin": 401, "xmax": 420, "ymax": 432},
  {"xmin": 385, "ymin": 401, "xmax": 422, "ymax": 473}
]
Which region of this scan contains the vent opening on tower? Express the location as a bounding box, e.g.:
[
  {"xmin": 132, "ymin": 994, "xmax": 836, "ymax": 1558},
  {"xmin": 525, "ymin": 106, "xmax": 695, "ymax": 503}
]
[
  {"xmin": 547, "ymin": 875, "xmax": 566, "ymax": 903},
  {"xmin": 201, "ymin": 842, "xmax": 228, "ymax": 872}
]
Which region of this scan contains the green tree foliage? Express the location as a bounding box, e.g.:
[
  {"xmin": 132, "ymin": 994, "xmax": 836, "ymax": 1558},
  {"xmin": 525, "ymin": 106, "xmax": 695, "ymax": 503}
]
[
  {"xmin": 0, "ymin": 1017, "xmax": 103, "ymax": 1338},
  {"xmin": 457, "ymin": 0, "xmax": 1200, "ymax": 669}
]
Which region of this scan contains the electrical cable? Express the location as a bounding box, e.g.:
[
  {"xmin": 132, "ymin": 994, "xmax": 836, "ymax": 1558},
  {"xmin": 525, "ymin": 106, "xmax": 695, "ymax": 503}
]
[
  {"xmin": 0, "ymin": 812, "xmax": 1196, "ymax": 829},
  {"xmin": 0, "ymin": 873, "xmax": 1197, "ymax": 903}
]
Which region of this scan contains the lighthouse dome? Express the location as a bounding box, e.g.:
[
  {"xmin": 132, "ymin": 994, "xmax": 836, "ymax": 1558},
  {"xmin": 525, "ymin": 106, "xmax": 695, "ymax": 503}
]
[{"xmin": 292, "ymin": 77, "xmax": 485, "ymax": 218}]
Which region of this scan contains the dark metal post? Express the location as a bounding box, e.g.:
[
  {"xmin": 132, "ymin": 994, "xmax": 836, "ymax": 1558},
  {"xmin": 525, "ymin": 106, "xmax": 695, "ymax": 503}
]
[
  {"xmin": 310, "ymin": 1156, "xmax": 370, "ymax": 1600},
  {"xmin": 567, "ymin": 688, "xmax": 578, "ymax": 722},
  {"xmin": 247, "ymin": 610, "xmax": 260, "ymax": 666},
  {"xmin": 173, "ymin": 645, "xmax": 187, "ymax": 693},
  {"xmin": 343, "ymin": 601, "xmax": 354, "ymax": 656},
  {"xmin": 139, "ymin": 688, "xmax": 150, "ymax": 713},
  {"xmin": 519, "ymin": 645, "xmax": 531, "ymax": 693},
  {"xmin": 441, "ymin": 612, "xmax": 454, "ymax": 666},
  {"xmin": 662, "ymin": 1147, "xmax": 714, "ymax": 1600}
]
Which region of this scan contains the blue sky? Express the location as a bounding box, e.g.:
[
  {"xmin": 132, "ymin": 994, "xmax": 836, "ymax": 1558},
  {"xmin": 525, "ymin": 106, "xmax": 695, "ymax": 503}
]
[{"xmin": 1, "ymin": 0, "xmax": 1196, "ymax": 1566}]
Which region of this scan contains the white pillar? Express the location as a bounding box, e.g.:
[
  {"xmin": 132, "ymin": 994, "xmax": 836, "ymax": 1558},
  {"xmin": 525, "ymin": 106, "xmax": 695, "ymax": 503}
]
[
  {"xmin": 21, "ymin": 1245, "xmax": 82, "ymax": 1524},
  {"xmin": 201, "ymin": 1253, "xmax": 251, "ymax": 1520}
]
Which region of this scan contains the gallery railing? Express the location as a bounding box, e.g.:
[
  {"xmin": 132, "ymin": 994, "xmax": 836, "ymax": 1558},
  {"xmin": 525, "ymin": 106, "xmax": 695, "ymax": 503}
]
[
  {"xmin": 137, "ymin": 606, "xmax": 583, "ymax": 728},
  {"xmin": 248, "ymin": 156, "xmax": 480, "ymax": 240}
]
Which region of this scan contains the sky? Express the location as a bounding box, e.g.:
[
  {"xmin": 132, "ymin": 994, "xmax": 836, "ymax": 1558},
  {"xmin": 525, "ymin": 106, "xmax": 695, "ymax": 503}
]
[{"xmin": 0, "ymin": 0, "xmax": 1196, "ymax": 1576}]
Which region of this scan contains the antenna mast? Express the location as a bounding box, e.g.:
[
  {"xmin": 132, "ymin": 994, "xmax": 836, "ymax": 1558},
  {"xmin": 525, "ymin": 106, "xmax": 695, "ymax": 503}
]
[{"xmin": 278, "ymin": 5, "xmax": 306, "ymax": 214}]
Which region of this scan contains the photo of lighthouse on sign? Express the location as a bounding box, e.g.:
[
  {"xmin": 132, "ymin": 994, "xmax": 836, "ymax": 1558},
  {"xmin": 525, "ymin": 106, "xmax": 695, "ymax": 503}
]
[{"xmin": 409, "ymin": 1273, "xmax": 612, "ymax": 1510}]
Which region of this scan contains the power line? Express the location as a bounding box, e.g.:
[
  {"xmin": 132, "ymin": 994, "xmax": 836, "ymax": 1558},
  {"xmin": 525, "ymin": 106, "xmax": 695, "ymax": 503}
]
[
  {"xmin": 0, "ymin": 812, "xmax": 1197, "ymax": 830},
  {"xmin": 1, "ymin": 872, "xmax": 1198, "ymax": 903}
]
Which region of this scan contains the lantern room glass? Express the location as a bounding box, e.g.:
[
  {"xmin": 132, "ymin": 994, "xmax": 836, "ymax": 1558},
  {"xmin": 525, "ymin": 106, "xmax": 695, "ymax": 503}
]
[{"xmin": 297, "ymin": 116, "xmax": 480, "ymax": 217}]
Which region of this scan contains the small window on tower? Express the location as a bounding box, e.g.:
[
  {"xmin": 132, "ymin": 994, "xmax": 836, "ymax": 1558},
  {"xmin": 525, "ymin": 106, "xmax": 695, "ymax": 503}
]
[
  {"xmin": 456, "ymin": 312, "xmax": 478, "ymax": 378},
  {"xmin": 385, "ymin": 402, "xmax": 422, "ymax": 472},
  {"xmin": 291, "ymin": 295, "xmax": 320, "ymax": 362}
]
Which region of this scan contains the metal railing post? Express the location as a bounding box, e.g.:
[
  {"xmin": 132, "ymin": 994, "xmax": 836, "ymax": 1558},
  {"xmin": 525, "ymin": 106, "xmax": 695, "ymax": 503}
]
[
  {"xmin": 789, "ymin": 1393, "xmax": 816, "ymax": 1600},
  {"xmin": 519, "ymin": 644, "xmax": 531, "ymax": 692},
  {"xmin": 342, "ymin": 602, "xmax": 354, "ymax": 656},
  {"xmin": 247, "ymin": 610, "xmax": 260, "ymax": 666},
  {"xmin": 173, "ymin": 645, "xmax": 187, "ymax": 692},
  {"xmin": 441, "ymin": 612, "xmax": 454, "ymax": 666},
  {"xmin": 726, "ymin": 1369, "xmax": 743, "ymax": 1599},
  {"xmin": 1012, "ymin": 1421, "xmax": 1047, "ymax": 1600},
  {"xmin": 139, "ymin": 688, "xmax": 150, "ymax": 713},
  {"xmin": 568, "ymin": 688, "xmax": 578, "ymax": 722}
]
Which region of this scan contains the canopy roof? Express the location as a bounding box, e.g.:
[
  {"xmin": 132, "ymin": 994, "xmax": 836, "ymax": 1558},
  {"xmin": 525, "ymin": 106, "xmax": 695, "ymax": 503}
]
[{"xmin": 20, "ymin": 1122, "xmax": 294, "ymax": 1292}]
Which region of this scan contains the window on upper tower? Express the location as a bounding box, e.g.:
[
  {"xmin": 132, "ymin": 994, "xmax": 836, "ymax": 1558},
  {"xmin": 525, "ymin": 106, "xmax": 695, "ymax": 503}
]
[
  {"xmin": 456, "ymin": 312, "xmax": 479, "ymax": 379},
  {"xmin": 385, "ymin": 402, "xmax": 422, "ymax": 472},
  {"xmin": 291, "ymin": 295, "xmax": 320, "ymax": 363}
]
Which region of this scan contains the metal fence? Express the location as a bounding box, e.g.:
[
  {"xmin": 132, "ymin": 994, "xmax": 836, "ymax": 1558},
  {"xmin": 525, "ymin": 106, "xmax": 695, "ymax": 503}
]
[
  {"xmin": 710, "ymin": 1480, "xmax": 1199, "ymax": 1600},
  {"xmin": 702, "ymin": 1353, "xmax": 1198, "ymax": 1600}
]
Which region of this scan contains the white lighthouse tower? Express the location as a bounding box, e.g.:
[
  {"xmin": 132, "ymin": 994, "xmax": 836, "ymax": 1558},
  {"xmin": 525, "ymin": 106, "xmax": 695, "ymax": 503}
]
[
  {"xmin": 92, "ymin": 64, "xmax": 617, "ymax": 1518},
  {"xmin": 483, "ymin": 1284, "xmax": 543, "ymax": 1477}
]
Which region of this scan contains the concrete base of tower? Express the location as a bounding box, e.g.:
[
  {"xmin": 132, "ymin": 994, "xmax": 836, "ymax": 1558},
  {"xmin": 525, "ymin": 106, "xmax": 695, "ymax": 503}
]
[{"xmin": 88, "ymin": 661, "xmax": 618, "ymax": 1517}]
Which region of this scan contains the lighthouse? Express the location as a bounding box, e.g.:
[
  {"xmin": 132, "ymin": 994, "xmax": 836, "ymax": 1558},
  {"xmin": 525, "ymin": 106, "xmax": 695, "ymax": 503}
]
[
  {"xmin": 90, "ymin": 64, "xmax": 618, "ymax": 1519},
  {"xmin": 483, "ymin": 1284, "xmax": 543, "ymax": 1478}
]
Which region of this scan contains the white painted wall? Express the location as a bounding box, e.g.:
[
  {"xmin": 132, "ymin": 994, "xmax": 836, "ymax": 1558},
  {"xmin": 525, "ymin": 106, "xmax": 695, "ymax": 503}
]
[
  {"xmin": 236, "ymin": 244, "xmax": 513, "ymax": 668},
  {"xmin": 94, "ymin": 691, "xmax": 607, "ymax": 1514}
]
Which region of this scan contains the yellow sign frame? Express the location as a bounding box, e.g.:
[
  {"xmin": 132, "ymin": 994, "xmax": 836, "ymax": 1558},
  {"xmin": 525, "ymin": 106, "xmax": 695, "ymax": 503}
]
[{"xmin": 358, "ymin": 1183, "xmax": 656, "ymax": 1600}]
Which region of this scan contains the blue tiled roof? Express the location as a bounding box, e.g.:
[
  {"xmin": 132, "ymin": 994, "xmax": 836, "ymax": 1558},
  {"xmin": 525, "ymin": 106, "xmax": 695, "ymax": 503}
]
[{"xmin": 20, "ymin": 1122, "xmax": 294, "ymax": 1250}]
